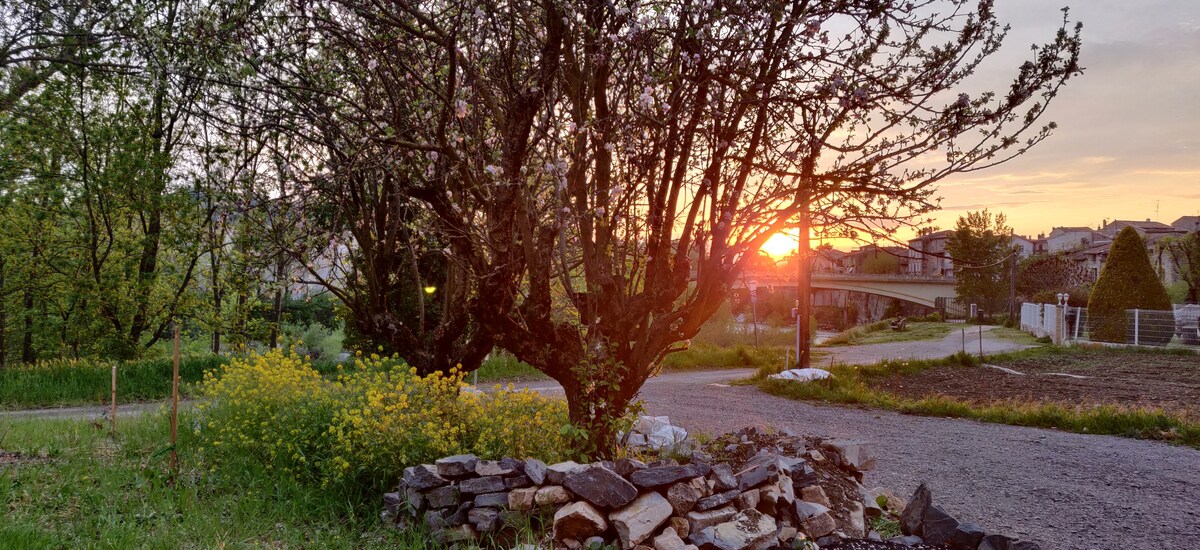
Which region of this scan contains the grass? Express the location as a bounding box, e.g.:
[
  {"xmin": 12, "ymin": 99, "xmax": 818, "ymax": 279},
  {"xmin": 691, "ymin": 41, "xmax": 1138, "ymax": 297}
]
[
  {"xmin": 0, "ymin": 412, "xmax": 553, "ymax": 548},
  {"xmin": 754, "ymin": 347, "xmax": 1200, "ymax": 448},
  {"xmin": 0, "ymin": 356, "xmax": 228, "ymax": 410},
  {"xmin": 820, "ymin": 321, "xmax": 957, "ymax": 346}
]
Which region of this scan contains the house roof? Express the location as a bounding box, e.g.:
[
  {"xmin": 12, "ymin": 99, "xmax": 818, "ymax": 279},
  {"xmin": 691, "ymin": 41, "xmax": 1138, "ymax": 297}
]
[
  {"xmin": 1173, "ymin": 216, "xmax": 1200, "ymax": 232},
  {"xmin": 1100, "ymin": 219, "xmax": 1179, "ymax": 236}
]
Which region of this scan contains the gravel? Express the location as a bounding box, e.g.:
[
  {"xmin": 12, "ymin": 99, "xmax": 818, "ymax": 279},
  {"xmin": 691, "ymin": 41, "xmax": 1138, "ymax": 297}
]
[{"xmin": 641, "ymin": 381, "xmax": 1200, "ymax": 550}]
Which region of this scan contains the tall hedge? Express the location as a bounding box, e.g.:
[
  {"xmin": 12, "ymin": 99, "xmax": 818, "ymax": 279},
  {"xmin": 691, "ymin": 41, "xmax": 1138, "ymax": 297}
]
[{"xmin": 1087, "ymin": 227, "xmax": 1173, "ymax": 342}]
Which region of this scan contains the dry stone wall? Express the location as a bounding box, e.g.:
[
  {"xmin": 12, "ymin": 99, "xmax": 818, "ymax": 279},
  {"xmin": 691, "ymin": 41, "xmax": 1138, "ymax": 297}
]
[{"xmin": 382, "ymin": 428, "xmax": 1042, "ymax": 550}]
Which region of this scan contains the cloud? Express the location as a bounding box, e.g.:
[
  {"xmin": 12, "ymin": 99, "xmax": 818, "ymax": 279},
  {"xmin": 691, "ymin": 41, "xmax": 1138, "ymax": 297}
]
[{"xmin": 1078, "ymin": 156, "xmax": 1116, "ymax": 165}]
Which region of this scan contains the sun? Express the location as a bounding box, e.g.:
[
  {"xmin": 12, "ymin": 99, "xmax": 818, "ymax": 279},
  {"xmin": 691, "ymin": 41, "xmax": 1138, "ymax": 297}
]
[{"xmin": 760, "ymin": 231, "xmax": 798, "ymax": 259}]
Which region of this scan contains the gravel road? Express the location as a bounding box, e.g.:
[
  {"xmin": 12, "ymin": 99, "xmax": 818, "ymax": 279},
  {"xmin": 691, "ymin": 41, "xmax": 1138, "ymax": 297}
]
[{"xmin": 819, "ymin": 324, "xmax": 1033, "ymax": 366}]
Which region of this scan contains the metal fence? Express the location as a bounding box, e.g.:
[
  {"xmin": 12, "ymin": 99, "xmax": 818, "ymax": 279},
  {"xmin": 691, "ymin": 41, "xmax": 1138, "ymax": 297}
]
[{"xmin": 1021, "ymin": 302, "xmax": 1200, "ymax": 349}]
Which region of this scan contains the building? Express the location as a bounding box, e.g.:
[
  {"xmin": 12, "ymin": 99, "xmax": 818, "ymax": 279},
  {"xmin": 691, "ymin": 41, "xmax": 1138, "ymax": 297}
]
[
  {"xmin": 1045, "ymin": 226, "xmax": 1104, "ymax": 252},
  {"xmin": 1171, "ymin": 215, "xmax": 1200, "ymax": 233},
  {"xmin": 907, "ymin": 230, "xmax": 953, "ymax": 276},
  {"xmin": 1012, "ymin": 235, "xmax": 1035, "ymax": 258}
]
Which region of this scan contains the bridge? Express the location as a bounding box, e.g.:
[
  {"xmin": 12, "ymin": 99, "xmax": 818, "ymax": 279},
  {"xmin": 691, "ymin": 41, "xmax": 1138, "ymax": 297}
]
[{"xmin": 737, "ymin": 273, "xmax": 958, "ymax": 308}]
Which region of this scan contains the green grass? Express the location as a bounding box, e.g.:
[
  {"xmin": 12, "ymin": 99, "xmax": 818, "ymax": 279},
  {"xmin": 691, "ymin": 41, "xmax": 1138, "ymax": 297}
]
[
  {"xmin": 820, "ymin": 321, "xmax": 957, "ymax": 346},
  {"xmin": 754, "ymin": 347, "xmax": 1200, "ymax": 448},
  {"xmin": 474, "ymin": 352, "xmax": 549, "ymax": 382},
  {"xmin": 0, "ymin": 412, "xmax": 557, "ymax": 548},
  {"xmin": 988, "ymin": 325, "xmax": 1045, "ymax": 345},
  {"xmin": 0, "ymin": 356, "xmax": 228, "ymax": 410}
]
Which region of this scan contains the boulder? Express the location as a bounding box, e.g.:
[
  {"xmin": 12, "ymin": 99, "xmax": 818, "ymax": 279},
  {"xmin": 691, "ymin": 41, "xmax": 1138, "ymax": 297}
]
[
  {"xmin": 695, "ymin": 489, "xmax": 740, "ymax": 512},
  {"xmin": 949, "ymin": 522, "xmax": 986, "ymax": 549},
  {"xmin": 821, "ymin": 439, "xmax": 876, "ymax": 472},
  {"xmin": 426, "ymin": 485, "xmax": 460, "ymax": 509},
  {"xmin": 474, "ymin": 491, "xmax": 509, "ymax": 508},
  {"xmin": 554, "ymin": 501, "xmax": 608, "ymax": 542},
  {"xmin": 887, "ymin": 535, "xmax": 926, "ymax": 545},
  {"xmin": 475, "ymin": 459, "xmax": 515, "ymax": 477},
  {"xmin": 404, "ymin": 487, "xmax": 424, "ymax": 511},
  {"xmin": 669, "ymin": 516, "xmax": 691, "ymax": 539},
  {"xmin": 468, "ymin": 506, "xmax": 501, "ymax": 532},
  {"xmin": 610, "ymin": 492, "xmax": 674, "ymax": 549},
  {"xmin": 653, "ymin": 527, "xmax": 689, "ymax": 550},
  {"xmin": 629, "ymin": 465, "xmax": 703, "ymax": 488},
  {"xmin": 435, "ymin": 454, "xmax": 479, "ymax": 478},
  {"xmin": 919, "ymin": 505, "xmax": 959, "ymax": 546},
  {"xmin": 688, "ymin": 509, "xmax": 777, "ymax": 550},
  {"xmin": 535, "ymin": 485, "xmax": 573, "ymax": 507},
  {"xmin": 615, "ymin": 458, "xmax": 649, "ymax": 477},
  {"xmin": 547, "ymin": 461, "xmax": 588, "ymax": 485},
  {"xmin": 793, "ymin": 500, "xmax": 831, "ymax": 520},
  {"xmin": 565, "ymin": 465, "xmax": 640, "ymax": 509},
  {"xmin": 799, "ymin": 486, "xmax": 831, "ymax": 508},
  {"xmin": 667, "ymin": 481, "xmax": 702, "ymax": 515},
  {"xmin": 709, "ymin": 463, "xmax": 738, "ymax": 492},
  {"xmin": 508, "ymin": 487, "xmax": 537, "ymax": 511},
  {"xmin": 459, "ymin": 475, "xmax": 507, "ymax": 495},
  {"xmin": 734, "ymin": 460, "xmax": 774, "ymax": 491},
  {"xmin": 402, "ymin": 464, "xmax": 449, "ymax": 490},
  {"xmin": 381, "ymin": 492, "xmax": 402, "ymax": 523},
  {"xmin": 506, "ymin": 475, "xmax": 533, "ymax": 489},
  {"xmin": 686, "ymin": 505, "xmax": 737, "ymax": 533},
  {"xmin": 733, "ymin": 490, "xmax": 760, "ymax": 511},
  {"xmin": 900, "ymin": 483, "xmax": 932, "ymax": 536},
  {"xmin": 525, "ymin": 458, "xmax": 549, "ymax": 485},
  {"xmin": 800, "ymin": 512, "xmax": 836, "ymax": 539}
]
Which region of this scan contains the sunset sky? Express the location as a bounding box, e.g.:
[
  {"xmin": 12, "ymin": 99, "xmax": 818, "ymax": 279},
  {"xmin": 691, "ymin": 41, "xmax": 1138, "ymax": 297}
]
[{"xmin": 764, "ymin": 1, "xmax": 1199, "ymax": 256}]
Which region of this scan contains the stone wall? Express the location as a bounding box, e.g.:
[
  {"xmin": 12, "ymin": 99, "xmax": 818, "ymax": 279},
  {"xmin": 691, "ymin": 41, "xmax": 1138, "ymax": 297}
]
[{"xmin": 382, "ymin": 428, "xmax": 1042, "ymax": 550}]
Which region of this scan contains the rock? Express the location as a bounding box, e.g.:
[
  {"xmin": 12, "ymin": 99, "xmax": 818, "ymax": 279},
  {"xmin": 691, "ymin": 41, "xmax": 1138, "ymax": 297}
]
[
  {"xmin": 800, "ymin": 512, "xmax": 836, "ymax": 539},
  {"xmin": 691, "ymin": 451, "xmax": 713, "ymax": 465},
  {"xmin": 554, "ymin": 501, "xmax": 609, "ymax": 542},
  {"xmin": 776, "ymin": 526, "xmax": 798, "ymax": 543},
  {"xmin": 565, "ymin": 465, "xmax": 640, "ymax": 509},
  {"xmin": 844, "ymin": 501, "xmax": 866, "ymax": 539},
  {"xmin": 667, "ymin": 482, "xmax": 702, "ymax": 515},
  {"xmin": 695, "ymin": 489, "xmax": 740, "ymax": 511},
  {"xmin": 506, "ymin": 474, "xmax": 533, "ymax": 489},
  {"xmin": 535, "ymin": 485, "xmax": 573, "ymax": 507},
  {"xmin": 402, "ymin": 464, "xmax": 448, "ymax": 490},
  {"xmin": 404, "ymin": 487, "xmax": 424, "ymax": 511},
  {"xmin": 460, "ymin": 475, "xmax": 507, "ymax": 494},
  {"xmin": 793, "ymin": 500, "xmax": 831, "ymax": 520},
  {"xmin": 887, "ymin": 535, "xmax": 925, "ymax": 546},
  {"xmin": 547, "ymin": 461, "xmax": 588, "ymax": 484},
  {"xmin": 686, "ymin": 505, "xmax": 737, "ymax": 533},
  {"xmin": 499, "ymin": 456, "xmax": 525, "ymax": 473},
  {"xmin": 733, "ymin": 490, "xmax": 760, "ymax": 511},
  {"xmin": 807, "ymin": 450, "xmax": 825, "ymax": 462},
  {"xmin": 799, "ymin": 486, "xmax": 831, "ymax": 508},
  {"xmin": 445, "ymin": 501, "xmax": 472, "ymax": 526},
  {"xmin": 610, "ymin": 492, "xmax": 674, "ymax": 549},
  {"xmin": 476, "ymin": 459, "xmax": 515, "ymax": 477},
  {"xmin": 425, "ymin": 509, "xmax": 448, "ymax": 530},
  {"xmin": 435, "ymin": 454, "xmax": 479, "ymax": 477},
  {"xmin": 474, "ymin": 491, "xmax": 510, "ymax": 508},
  {"xmin": 525, "ymin": 458, "xmax": 549, "ymax": 485},
  {"xmin": 508, "ymin": 487, "xmax": 537, "ymax": 511},
  {"xmin": 381, "ymin": 492, "xmax": 402, "ymax": 522},
  {"xmin": 920, "ymin": 505, "xmax": 959, "ymax": 545},
  {"xmin": 689, "ymin": 508, "xmax": 777, "ymax": 550},
  {"xmin": 583, "ymin": 536, "xmax": 607, "ymax": 549},
  {"xmin": 709, "ymin": 463, "xmax": 738, "ymax": 492},
  {"xmin": 468, "ymin": 506, "xmax": 501, "ymax": 532},
  {"xmin": 629, "ymin": 465, "xmax": 703, "ymax": 488},
  {"xmin": 562, "ymin": 539, "xmax": 582, "ymax": 550},
  {"xmin": 615, "ymin": 458, "xmax": 648, "ymax": 477},
  {"xmin": 426, "ymin": 485, "xmax": 460, "ymax": 509},
  {"xmin": 900, "ymin": 483, "xmax": 932, "ymax": 536},
  {"xmin": 821, "ymin": 439, "xmax": 876, "ymax": 473},
  {"xmin": 688, "ymin": 476, "xmax": 713, "ymax": 498},
  {"xmin": 669, "ymin": 516, "xmax": 691, "ymax": 539},
  {"xmin": 979, "ymin": 533, "xmax": 1042, "ymax": 550},
  {"xmin": 949, "ymin": 522, "xmax": 986, "ymax": 549},
  {"xmin": 734, "ymin": 461, "xmax": 773, "ymax": 491},
  {"xmin": 653, "ymin": 527, "xmax": 689, "ymax": 550}
]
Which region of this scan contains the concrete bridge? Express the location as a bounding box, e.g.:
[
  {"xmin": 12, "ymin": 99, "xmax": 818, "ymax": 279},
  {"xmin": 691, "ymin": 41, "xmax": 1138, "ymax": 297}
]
[{"xmin": 739, "ymin": 273, "xmax": 958, "ymax": 308}]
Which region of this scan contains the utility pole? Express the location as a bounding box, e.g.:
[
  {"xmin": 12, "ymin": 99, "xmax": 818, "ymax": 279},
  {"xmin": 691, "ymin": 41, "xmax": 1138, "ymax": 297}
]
[
  {"xmin": 1009, "ymin": 251, "xmax": 1017, "ymax": 322},
  {"xmin": 796, "ymin": 207, "xmax": 811, "ymax": 369}
]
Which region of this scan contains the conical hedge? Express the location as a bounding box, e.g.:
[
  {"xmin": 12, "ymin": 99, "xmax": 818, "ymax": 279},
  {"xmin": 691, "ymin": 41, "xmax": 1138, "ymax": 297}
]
[{"xmin": 1087, "ymin": 226, "xmax": 1172, "ymax": 343}]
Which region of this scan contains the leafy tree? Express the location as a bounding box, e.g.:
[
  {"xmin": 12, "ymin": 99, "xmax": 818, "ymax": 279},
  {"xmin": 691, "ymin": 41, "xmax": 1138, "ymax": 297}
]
[
  {"xmin": 947, "ymin": 210, "xmax": 1015, "ymax": 317},
  {"xmin": 1088, "ymin": 227, "xmax": 1173, "ymax": 342},
  {"xmin": 1159, "ymin": 232, "xmax": 1200, "ymax": 304},
  {"xmin": 1016, "ymin": 252, "xmax": 1089, "ymax": 304}
]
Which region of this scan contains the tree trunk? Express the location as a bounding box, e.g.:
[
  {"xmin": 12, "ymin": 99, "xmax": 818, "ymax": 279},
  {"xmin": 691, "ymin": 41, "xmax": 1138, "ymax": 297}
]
[
  {"xmin": 269, "ymin": 286, "xmax": 283, "ymax": 349},
  {"xmin": 21, "ymin": 288, "xmax": 35, "ymax": 364},
  {"xmin": 0, "ymin": 255, "xmax": 6, "ymax": 368},
  {"xmin": 796, "ymin": 208, "xmax": 812, "ymax": 369},
  {"xmin": 210, "ymin": 246, "xmax": 222, "ymax": 354}
]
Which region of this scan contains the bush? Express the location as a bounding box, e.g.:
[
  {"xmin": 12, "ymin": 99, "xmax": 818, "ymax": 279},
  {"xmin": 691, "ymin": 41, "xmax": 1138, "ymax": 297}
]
[
  {"xmin": 196, "ymin": 349, "xmax": 573, "ymax": 491},
  {"xmin": 1087, "ymin": 227, "xmax": 1173, "ymax": 343}
]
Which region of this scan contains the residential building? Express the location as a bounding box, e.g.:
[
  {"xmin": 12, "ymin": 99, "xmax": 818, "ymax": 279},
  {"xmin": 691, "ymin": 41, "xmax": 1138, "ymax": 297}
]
[
  {"xmin": 1172, "ymin": 215, "xmax": 1200, "ymax": 233},
  {"xmin": 907, "ymin": 230, "xmax": 953, "ymax": 276},
  {"xmin": 1045, "ymin": 226, "xmax": 1104, "ymax": 252}
]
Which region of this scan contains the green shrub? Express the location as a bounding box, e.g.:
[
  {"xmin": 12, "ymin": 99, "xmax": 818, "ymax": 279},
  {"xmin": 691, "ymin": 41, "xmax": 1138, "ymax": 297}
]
[
  {"xmin": 1087, "ymin": 227, "xmax": 1173, "ymax": 343},
  {"xmin": 196, "ymin": 349, "xmax": 574, "ymax": 492}
]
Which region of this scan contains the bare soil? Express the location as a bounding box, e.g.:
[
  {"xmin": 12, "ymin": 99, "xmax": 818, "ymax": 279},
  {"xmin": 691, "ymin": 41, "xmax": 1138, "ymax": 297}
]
[{"xmin": 869, "ymin": 352, "xmax": 1200, "ymax": 419}]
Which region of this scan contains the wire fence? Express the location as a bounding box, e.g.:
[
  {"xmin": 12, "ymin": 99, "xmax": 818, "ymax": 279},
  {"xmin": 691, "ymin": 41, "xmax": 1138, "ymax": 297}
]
[{"xmin": 1021, "ymin": 302, "xmax": 1200, "ymax": 349}]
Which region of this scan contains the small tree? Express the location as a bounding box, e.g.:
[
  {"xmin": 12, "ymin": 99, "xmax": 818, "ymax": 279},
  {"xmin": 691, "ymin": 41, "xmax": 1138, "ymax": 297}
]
[
  {"xmin": 1017, "ymin": 252, "xmax": 1089, "ymax": 304},
  {"xmin": 947, "ymin": 210, "xmax": 1014, "ymax": 317},
  {"xmin": 1087, "ymin": 227, "xmax": 1172, "ymax": 342},
  {"xmin": 1159, "ymin": 232, "xmax": 1200, "ymax": 304}
]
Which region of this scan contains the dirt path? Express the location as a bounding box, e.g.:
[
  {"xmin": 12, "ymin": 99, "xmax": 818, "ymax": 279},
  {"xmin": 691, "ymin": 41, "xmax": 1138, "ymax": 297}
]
[{"xmin": 817, "ymin": 324, "xmax": 1035, "ymax": 366}]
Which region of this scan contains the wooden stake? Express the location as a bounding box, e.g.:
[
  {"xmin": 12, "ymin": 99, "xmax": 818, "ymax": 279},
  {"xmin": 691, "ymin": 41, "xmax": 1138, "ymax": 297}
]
[
  {"xmin": 979, "ymin": 326, "xmax": 984, "ymax": 360},
  {"xmin": 170, "ymin": 322, "xmax": 181, "ymax": 472},
  {"xmin": 110, "ymin": 364, "xmax": 117, "ymax": 436}
]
